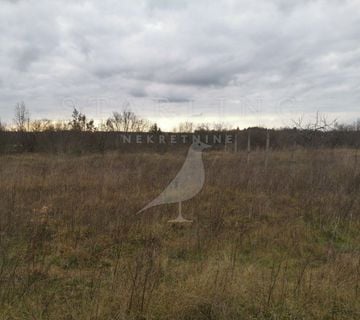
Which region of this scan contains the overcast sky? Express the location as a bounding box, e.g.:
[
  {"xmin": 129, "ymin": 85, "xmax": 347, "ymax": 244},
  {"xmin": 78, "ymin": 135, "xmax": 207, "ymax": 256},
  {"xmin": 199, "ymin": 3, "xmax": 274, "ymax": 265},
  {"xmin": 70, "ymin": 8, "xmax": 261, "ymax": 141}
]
[{"xmin": 0, "ymin": 0, "xmax": 359, "ymax": 129}]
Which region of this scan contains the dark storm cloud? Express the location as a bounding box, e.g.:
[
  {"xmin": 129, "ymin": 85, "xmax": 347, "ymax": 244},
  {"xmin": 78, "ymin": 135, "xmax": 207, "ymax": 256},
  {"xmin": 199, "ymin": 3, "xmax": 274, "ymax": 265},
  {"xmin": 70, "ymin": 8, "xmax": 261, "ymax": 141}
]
[{"xmin": 0, "ymin": 0, "xmax": 359, "ymax": 126}]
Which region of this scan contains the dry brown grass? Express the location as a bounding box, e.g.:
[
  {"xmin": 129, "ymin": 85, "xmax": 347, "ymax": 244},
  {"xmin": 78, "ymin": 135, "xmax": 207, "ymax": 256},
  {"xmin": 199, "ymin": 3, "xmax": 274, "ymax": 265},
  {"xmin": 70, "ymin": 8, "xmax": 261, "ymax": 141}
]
[{"xmin": 0, "ymin": 148, "xmax": 359, "ymax": 319}]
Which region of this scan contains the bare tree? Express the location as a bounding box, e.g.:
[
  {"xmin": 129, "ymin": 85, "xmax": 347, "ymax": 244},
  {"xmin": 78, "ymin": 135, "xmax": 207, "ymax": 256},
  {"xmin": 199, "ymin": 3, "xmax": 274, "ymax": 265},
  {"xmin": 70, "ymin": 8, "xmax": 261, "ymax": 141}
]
[
  {"xmin": 31, "ymin": 119, "xmax": 54, "ymax": 132},
  {"xmin": 291, "ymin": 111, "xmax": 337, "ymax": 131},
  {"xmin": 106, "ymin": 108, "xmax": 150, "ymax": 132},
  {"xmin": 0, "ymin": 119, "xmax": 5, "ymax": 131},
  {"xmin": 213, "ymin": 122, "xmax": 232, "ymax": 132},
  {"xmin": 14, "ymin": 101, "xmax": 30, "ymax": 131},
  {"xmin": 291, "ymin": 114, "xmax": 305, "ymax": 129},
  {"xmin": 313, "ymin": 111, "xmax": 337, "ymax": 131},
  {"xmin": 290, "ymin": 111, "xmax": 339, "ymax": 147},
  {"xmin": 54, "ymin": 120, "xmax": 69, "ymax": 131},
  {"xmin": 195, "ymin": 122, "xmax": 211, "ymax": 132},
  {"xmin": 176, "ymin": 121, "xmax": 194, "ymax": 133},
  {"xmin": 106, "ymin": 112, "xmax": 123, "ymax": 131}
]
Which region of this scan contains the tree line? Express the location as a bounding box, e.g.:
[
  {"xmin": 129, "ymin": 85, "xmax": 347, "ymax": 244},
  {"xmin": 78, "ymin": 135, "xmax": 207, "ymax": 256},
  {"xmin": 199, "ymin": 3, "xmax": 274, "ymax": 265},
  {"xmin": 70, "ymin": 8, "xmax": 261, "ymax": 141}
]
[
  {"xmin": 0, "ymin": 101, "xmax": 359, "ymax": 154},
  {"xmin": 1, "ymin": 101, "xmax": 360, "ymax": 134},
  {"xmin": 0, "ymin": 102, "xmax": 162, "ymax": 134}
]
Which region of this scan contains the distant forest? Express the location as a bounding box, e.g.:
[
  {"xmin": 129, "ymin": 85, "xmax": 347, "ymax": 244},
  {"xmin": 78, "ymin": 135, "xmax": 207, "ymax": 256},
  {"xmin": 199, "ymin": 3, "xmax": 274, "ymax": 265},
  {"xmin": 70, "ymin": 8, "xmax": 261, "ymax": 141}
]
[{"xmin": 0, "ymin": 102, "xmax": 359, "ymax": 154}]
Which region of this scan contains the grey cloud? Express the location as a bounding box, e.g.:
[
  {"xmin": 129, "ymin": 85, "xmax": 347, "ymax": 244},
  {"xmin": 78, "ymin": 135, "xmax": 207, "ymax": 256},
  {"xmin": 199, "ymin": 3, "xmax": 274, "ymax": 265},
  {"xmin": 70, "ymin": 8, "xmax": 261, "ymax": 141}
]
[
  {"xmin": 15, "ymin": 45, "xmax": 40, "ymax": 71},
  {"xmin": 0, "ymin": 0, "xmax": 359, "ymax": 127},
  {"xmin": 1, "ymin": 0, "xmax": 23, "ymax": 3},
  {"xmin": 128, "ymin": 87, "xmax": 147, "ymax": 98},
  {"xmin": 164, "ymin": 63, "xmax": 239, "ymax": 87},
  {"xmin": 146, "ymin": 0, "xmax": 189, "ymax": 11}
]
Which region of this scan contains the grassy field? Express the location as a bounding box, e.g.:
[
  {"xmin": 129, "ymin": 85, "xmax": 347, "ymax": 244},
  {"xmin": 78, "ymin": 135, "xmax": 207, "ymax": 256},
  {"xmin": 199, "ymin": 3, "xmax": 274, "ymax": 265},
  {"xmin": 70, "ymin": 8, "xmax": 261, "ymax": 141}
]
[{"xmin": 0, "ymin": 148, "xmax": 359, "ymax": 319}]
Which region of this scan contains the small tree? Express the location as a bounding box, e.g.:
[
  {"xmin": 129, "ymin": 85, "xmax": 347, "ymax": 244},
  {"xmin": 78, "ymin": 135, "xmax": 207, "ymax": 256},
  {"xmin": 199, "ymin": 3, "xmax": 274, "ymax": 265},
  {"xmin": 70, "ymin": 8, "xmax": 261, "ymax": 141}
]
[
  {"xmin": 149, "ymin": 123, "xmax": 161, "ymax": 134},
  {"xmin": 14, "ymin": 101, "xmax": 30, "ymax": 131},
  {"xmin": 69, "ymin": 108, "xmax": 95, "ymax": 131}
]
